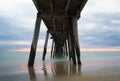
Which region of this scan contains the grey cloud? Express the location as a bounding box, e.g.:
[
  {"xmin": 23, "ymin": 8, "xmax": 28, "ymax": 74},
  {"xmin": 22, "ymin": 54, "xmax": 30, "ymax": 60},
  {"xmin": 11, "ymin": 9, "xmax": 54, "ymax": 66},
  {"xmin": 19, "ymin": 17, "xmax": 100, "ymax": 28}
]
[{"xmin": 78, "ymin": 5, "xmax": 120, "ymax": 48}]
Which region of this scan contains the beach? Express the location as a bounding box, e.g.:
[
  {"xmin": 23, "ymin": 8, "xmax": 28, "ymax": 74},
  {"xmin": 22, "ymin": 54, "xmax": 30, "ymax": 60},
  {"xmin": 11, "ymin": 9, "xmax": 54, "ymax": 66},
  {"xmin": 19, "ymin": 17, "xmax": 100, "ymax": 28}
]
[{"xmin": 0, "ymin": 51, "xmax": 120, "ymax": 81}]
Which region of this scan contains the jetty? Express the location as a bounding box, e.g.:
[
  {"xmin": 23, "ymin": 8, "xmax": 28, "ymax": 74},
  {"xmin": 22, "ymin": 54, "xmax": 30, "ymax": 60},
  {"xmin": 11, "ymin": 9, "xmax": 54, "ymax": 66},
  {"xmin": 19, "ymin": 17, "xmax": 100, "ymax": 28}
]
[{"xmin": 28, "ymin": 0, "xmax": 87, "ymax": 66}]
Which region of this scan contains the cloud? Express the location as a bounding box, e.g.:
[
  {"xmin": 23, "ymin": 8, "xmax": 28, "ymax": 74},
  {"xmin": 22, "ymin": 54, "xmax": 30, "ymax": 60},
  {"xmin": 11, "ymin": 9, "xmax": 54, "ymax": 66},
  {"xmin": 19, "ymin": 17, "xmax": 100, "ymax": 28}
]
[
  {"xmin": 0, "ymin": 0, "xmax": 37, "ymax": 28},
  {"xmin": 0, "ymin": 39, "xmax": 52, "ymax": 50},
  {"xmin": 82, "ymin": 0, "xmax": 120, "ymax": 15},
  {"xmin": 0, "ymin": 0, "xmax": 120, "ymax": 51},
  {"xmin": 78, "ymin": 0, "xmax": 120, "ymax": 48}
]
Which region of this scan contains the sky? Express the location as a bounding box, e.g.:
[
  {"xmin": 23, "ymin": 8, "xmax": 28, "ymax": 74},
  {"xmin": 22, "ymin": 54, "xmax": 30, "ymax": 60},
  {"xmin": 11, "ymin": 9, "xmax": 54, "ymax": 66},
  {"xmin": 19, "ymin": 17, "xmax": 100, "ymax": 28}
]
[{"xmin": 0, "ymin": 0, "xmax": 120, "ymax": 51}]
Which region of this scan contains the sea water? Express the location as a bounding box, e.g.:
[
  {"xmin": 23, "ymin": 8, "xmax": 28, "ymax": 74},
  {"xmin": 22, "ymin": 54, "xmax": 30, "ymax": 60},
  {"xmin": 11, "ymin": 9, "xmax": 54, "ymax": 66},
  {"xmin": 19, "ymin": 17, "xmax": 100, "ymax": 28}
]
[
  {"xmin": 1, "ymin": 51, "xmax": 119, "ymax": 64},
  {"xmin": 0, "ymin": 51, "xmax": 120, "ymax": 81}
]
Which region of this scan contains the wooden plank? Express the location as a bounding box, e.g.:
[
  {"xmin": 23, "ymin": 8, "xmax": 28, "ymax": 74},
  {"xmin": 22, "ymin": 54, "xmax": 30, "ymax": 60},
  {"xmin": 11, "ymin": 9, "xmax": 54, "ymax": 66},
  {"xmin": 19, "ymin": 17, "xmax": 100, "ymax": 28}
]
[{"xmin": 28, "ymin": 13, "xmax": 41, "ymax": 66}]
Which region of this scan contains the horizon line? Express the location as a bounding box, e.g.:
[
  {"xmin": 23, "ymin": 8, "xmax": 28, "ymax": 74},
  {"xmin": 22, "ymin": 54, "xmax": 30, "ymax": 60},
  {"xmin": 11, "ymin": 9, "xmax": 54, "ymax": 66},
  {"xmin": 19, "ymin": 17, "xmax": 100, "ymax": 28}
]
[{"xmin": 1, "ymin": 47, "xmax": 120, "ymax": 52}]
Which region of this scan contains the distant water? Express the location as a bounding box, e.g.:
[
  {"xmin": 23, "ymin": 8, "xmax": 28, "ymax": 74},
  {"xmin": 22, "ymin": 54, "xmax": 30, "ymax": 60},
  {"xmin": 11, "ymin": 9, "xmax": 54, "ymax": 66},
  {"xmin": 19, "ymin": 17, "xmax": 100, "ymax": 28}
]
[
  {"xmin": 1, "ymin": 51, "xmax": 120, "ymax": 65},
  {"xmin": 0, "ymin": 51, "xmax": 120, "ymax": 81}
]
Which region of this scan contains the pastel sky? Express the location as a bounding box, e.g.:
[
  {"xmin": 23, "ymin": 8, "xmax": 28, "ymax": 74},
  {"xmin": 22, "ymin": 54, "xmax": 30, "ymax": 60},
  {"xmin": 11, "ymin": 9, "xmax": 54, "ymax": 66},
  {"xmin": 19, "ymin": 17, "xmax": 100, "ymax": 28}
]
[{"xmin": 0, "ymin": 0, "xmax": 120, "ymax": 51}]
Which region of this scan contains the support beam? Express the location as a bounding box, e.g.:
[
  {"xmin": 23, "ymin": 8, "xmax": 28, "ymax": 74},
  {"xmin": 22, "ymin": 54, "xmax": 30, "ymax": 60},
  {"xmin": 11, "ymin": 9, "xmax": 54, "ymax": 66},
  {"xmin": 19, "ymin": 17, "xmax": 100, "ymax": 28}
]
[
  {"xmin": 68, "ymin": 17, "xmax": 81, "ymax": 65},
  {"xmin": 65, "ymin": 0, "xmax": 71, "ymax": 15},
  {"xmin": 65, "ymin": 40, "xmax": 68, "ymax": 57},
  {"xmin": 77, "ymin": 0, "xmax": 87, "ymax": 13},
  {"xmin": 75, "ymin": 0, "xmax": 88, "ymax": 19},
  {"xmin": 42, "ymin": 31, "xmax": 49, "ymax": 60},
  {"xmin": 41, "ymin": 14, "xmax": 72, "ymax": 19},
  {"xmin": 49, "ymin": 0, "xmax": 56, "ymax": 30},
  {"xmin": 68, "ymin": 17, "xmax": 76, "ymax": 64},
  {"xmin": 28, "ymin": 13, "xmax": 41, "ymax": 67},
  {"xmin": 32, "ymin": 0, "xmax": 43, "ymax": 13},
  {"xmin": 53, "ymin": 43, "xmax": 56, "ymax": 58},
  {"xmin": 72, "ymin": 18, "xmax": 81, "ymax": 64},
  {"xmin": 69, "ymin": 32, "xmax": 76, "ymax": 65},
  {"xmin": 51, "ymin": 39, "xmax": 54, "ymax": 58},
  {"xmin": 62, "ymin": 0, "xmax": 71, "ymax": 30},
  {"xmin": 67, "ymin": 33, "xmax": 71, "ymax": 60}
]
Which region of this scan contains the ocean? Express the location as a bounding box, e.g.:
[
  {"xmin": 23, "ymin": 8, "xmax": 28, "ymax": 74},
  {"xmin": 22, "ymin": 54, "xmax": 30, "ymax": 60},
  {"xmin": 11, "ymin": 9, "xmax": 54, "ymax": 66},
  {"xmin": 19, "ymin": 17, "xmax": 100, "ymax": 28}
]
[{"xmin": 0, "ymin": 51, "xmax": 120, "ymax": 81}]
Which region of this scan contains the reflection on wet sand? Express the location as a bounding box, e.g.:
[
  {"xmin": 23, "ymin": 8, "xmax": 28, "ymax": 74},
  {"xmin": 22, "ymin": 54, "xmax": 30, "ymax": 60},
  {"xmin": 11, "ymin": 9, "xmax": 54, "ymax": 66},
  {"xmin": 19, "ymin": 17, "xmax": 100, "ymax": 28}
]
[
  {"xmin": 28, "ymin": 67, "xmax": 36, "ymax": 81},
  {"xmin": 51, "ymin": 62, "xmax": 81, "ymax": 76},
  {"xmin": 28, "ymin": 61, "xmax": 81, "ymax": 81}
]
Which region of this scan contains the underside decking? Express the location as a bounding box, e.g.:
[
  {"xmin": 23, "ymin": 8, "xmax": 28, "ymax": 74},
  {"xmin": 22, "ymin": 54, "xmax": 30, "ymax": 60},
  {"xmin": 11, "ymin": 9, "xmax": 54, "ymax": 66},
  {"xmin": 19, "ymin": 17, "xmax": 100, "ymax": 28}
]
[{"xmin": 33, "ymin": 0, "xmax": 87, "ymax": 31}]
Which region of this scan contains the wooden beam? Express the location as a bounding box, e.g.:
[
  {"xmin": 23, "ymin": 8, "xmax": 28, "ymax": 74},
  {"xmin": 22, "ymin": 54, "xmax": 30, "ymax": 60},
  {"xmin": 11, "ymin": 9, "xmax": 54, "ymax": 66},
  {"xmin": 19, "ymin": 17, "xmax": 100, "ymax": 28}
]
[
  {"xmin": 68, "ymin": 17, "xmax": 76, "ymax": 64},
  {"xmin": 68, "ymin": 17, "xmax": 81, "ymax": 65},
  {"xmin": 62, "ymin": 0, "xmax": 71, "ymax": 30},
  {"xmin": 78, "ymin": 0, "xmax": 87, "ymax": 13},
  {"xmin": 75, "ymin": 0, "xmax": 88, "ymax": 19},
  {"xmin": 72, "ymin": 18, "xmax": 81, "ymax": 64},
  {"xmin": 65, "ymin": 0, "xmax": 71, "ymax": 15},
  {"xmin": 48, "ymin": 29, "xmax": 66, "ymax": 34},
  {"xmin": 28, "ymin": 13, "xmax": 41, "ymax": 66},
  {"xmin": 49, "ymin": 0, "xmax": 56, "ymax": 30},
  {"xmin": 41, "ymin": 14, "xmax": 72, "ymax": 19},
  {"xmin": 53, "ymin": 43, "xmax": 56, "ymax": 58},
  {"xmin": 32, "ymin": 0, "xmax": 43, "ymax": 13},
  {"xmin": 65, "ymin": 39, "xmax": 68, "ymax": 57},
  {"xmin": 67, "ymin": 38, "xmax": 71, "ymax": 60},
  {"xmin": 51, "ymin": 39, "xmax": 54, "ymax": 58},
  {"xmin": 69, "ymin": 32, "xmax": 76, "ymax": 65},
  {"xmin": 49, "ymin": 0, "xmax": 54, "ymax": 15},
  {"xmin": 42, "ymin": 16, "xmax": 64, "ymax": 21},
  {"xmin": 42, "ymin": 31, "xmax": 49, "ymax": 60}
]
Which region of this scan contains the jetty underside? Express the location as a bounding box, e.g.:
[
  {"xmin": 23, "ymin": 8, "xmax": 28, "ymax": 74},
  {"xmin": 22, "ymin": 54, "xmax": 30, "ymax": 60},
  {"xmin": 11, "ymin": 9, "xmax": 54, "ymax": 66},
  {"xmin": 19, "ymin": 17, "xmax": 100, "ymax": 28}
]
[{"xmin": 28, "ymin": 0, "xmax": 87, "ymax": 66}]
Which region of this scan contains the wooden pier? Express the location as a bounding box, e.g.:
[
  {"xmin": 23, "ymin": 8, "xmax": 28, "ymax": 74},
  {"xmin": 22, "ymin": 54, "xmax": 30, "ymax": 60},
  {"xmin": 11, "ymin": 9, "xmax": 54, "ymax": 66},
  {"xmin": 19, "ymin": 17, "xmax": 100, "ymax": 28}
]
[{"xmin": 28, "ymin": 0, "xmax": 87, "ymax": 66}]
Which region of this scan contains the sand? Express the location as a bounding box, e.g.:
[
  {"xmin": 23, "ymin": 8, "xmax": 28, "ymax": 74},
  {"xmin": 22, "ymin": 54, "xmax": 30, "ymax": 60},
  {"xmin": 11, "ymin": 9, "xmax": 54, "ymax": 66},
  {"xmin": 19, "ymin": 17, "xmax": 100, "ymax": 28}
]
[
  {"xmin": 0, "ymin": 61, "xmax": 120, "ymax": 81},
  {"xmin": 26, "ymin": 61, "xmax": 120, "ymax": 81},
  {"xmin": 1, "ymin": 51, "xmax": 120, "ymax": 81}
]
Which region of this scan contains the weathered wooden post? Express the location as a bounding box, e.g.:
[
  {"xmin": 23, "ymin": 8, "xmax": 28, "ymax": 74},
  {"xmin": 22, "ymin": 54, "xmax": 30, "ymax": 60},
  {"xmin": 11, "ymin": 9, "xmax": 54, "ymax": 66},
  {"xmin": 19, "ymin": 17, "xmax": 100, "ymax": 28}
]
[
  {"xmin": 69, "ymin": 17, "xmax": 76, "ymax": 64},
  {"xmin": 67, "ymin": 34, "xmax": 72, "ymax": 60},
  {"xmin": 68, "ymin": 17, "xmax": 81, "ymax": 65},
  {"xmin": 42, "ymin": 31, "xmax": 49, "ymax": 60},
  {"xmin": 65, "ymin": 40, "xmax": 68, "ymax": 57},
  {"xmin": 28, "ymin": 12, "xmax": 41, "ymax": 66},
  {"xmin": 73, "ymin": 18, "xmax": 81, "ymax": 64},
  {"xmin": 50, "ymin": 39, "xmax": 54, "ymax": 58}
]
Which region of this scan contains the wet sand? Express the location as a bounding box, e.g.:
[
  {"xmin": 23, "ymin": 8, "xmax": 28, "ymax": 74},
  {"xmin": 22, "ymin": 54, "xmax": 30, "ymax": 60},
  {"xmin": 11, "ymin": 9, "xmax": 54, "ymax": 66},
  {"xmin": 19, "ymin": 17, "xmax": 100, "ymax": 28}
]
[
  {"xmin": 27, "ymin": 61, "xmax": 120, "ymax": 81},
  {"xmin": 0, "ymin": 52, "xmax": 120, "ymax": 81},
  {"xmin": 1, "ymin": 60, "xmax": 120, "ymax": 81}
]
